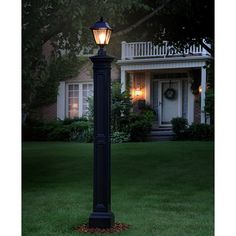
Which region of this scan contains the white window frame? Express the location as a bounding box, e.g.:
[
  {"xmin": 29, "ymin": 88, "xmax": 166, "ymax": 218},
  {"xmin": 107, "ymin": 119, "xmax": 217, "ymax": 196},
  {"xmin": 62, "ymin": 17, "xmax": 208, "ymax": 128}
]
[
  {"xmin": 66, "ymin": 82, "xmax": 93, "ymax": 118},
  {"xmin": 81, "ymin": 83, "xmax": 93, "ymax": 117}
]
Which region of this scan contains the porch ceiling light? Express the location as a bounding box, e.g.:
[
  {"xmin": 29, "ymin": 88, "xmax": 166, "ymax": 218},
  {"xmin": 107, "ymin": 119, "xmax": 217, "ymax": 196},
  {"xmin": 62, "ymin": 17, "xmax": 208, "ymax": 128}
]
[{"xmin": 90, "ymin": 17, "xmax": 112, "ymax": 47}]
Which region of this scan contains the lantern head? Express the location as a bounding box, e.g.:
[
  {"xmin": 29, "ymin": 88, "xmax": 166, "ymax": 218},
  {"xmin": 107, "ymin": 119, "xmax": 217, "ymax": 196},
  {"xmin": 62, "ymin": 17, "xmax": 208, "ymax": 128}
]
[{"xmin": 90, "ymin": 17, "xmax": 112, "ymax": 47}]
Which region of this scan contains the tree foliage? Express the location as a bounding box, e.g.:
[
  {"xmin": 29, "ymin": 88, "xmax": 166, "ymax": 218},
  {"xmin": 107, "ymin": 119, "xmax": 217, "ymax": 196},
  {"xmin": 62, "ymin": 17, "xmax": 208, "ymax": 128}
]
[
  {"xmin": 205, "ymin": 61, "xmax": 214, "ymax": 124},
  {"xmin": 150, "ymin": 0, "xmax": 214, "ymax": 55},
  {"xmin": 22, "ymin": 0, "xmax": 143, "ymax": 112},
  {"xmin": 111, "ymin": 0, "xmax": 214, "ymax": 55},
  {"xmin": 22, "ymin": 0, "xmax": 214, "ymax": 113}
]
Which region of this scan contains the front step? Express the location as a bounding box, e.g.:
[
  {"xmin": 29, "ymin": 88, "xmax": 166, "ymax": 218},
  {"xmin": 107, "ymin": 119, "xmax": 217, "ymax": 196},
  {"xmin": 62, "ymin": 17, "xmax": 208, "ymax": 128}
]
[
  {"xmin": 147, "ymin": 124, "xmax": 174, "ymax": 141},
  {"xmin": 152, "ymin": 127, "xmax": 172, "ymax": 131}
]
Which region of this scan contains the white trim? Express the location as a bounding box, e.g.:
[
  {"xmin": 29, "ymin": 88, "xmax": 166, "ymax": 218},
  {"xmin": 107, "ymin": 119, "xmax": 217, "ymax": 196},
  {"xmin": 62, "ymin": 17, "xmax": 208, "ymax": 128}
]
[
  {"xmin": 145, "ymin": 71, "xmax": 151, "ymax": 104},
  {"xmin": 65, "ymin": 82, "xmax": 93, "ymax": 118},
  {"xmin": 178, "ymin": 80, "xmax": 183, "ymax": 117},
  {"xmin": 121, "ymin": 41, "xmax": 126, "ymax": 60},
  {"xmin": 78, "ymin": 83, "xmax": 83, "ymax": 117},
  {"xmin": 57, "ymin": 81, "xmax": 66, "ymax": 120},
  {"xmin": 187, "ymin": 76, "xmax": 194, "ymax": 124},
  {"xmin": 121, "ymin": 69, "xmax": 126, "ymax": 92},
  {"xmin": 158, "ymin": 81, "xmax": 162, "ymax": 126},
  {"xmin": 66, "ymin": 83, "xmax": 79, "ymax": 118},
  {"xmin": 117, "ymin": 55, "xmax": 210, "ymax": 66},
  {"xmin": 119, "ymin": 60, "xmax": 207, "ymax": 72}
]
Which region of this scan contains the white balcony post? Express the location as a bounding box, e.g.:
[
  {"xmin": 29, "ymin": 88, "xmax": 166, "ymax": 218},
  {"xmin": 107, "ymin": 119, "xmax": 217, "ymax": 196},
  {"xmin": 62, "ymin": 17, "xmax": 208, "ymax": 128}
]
[
  {"xmin": 201, "ymin": 66, "xmax": 207, "ymax": 123},
  {"xmin": 121, "ymin": 41, "xmax": 126, "ymax": 60},
  {"xmin": 202, "ymin": 47, "xmax": 207, "ymax": 56},
  {"xmin": 121, "ymin": 68, "xmax": 126, "ymax": 92}
]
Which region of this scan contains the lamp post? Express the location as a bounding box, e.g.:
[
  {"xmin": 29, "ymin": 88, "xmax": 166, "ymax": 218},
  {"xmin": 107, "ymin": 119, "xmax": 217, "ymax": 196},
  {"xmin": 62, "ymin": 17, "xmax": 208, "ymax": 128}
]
[{"xmin": 88, "ymin": 17, "xmax": 115, "ymax": 228}]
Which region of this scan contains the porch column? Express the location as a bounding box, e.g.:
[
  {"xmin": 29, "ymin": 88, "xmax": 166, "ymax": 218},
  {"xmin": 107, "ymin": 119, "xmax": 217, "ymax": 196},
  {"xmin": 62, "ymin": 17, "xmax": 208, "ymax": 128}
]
[
  {"xmin": 145, "ymin": 71, "xmax": 151, "ymax": 104},
  {"xmin": 200, "ymin": 66, "xmax": 207, "ymax": 123},
  {"xmin": 121, "ymin": 41, "xmax": 126, "ymax": 60},
  {"xmin": 121, "ymin": 68, "xmax": 126, "ymax": 92}
]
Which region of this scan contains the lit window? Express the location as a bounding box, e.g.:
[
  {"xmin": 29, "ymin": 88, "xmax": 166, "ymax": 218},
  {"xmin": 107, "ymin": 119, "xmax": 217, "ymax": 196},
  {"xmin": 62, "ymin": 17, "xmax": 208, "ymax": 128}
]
[
  {"xmin": 67, "ymin": 83, "xmax": 93, "ymax": 118},
  {"xmin": 68, "ymin": 84, "xmax": 79, "ymax": 118}
]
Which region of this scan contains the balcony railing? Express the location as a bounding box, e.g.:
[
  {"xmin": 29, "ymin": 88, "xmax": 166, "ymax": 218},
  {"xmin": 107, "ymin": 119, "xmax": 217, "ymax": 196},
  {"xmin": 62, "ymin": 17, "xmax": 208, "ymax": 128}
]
[{"xmin": 121, "ymin": 41, "xmax": 210, "ymax": 60}]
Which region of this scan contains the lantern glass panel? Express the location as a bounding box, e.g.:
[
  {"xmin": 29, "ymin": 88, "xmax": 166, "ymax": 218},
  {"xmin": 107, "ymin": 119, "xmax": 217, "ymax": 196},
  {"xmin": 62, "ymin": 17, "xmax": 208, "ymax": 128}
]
[{"xmin": 92, "ymin": 29, "xmax": 111, "ymax": 45}]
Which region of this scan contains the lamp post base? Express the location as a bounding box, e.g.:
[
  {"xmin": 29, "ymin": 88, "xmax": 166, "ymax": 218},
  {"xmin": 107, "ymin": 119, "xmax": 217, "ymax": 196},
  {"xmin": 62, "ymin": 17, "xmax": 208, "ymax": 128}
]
[{"xmin": 89, "ymin": 212, "xmax": 115, "ymax": 228}]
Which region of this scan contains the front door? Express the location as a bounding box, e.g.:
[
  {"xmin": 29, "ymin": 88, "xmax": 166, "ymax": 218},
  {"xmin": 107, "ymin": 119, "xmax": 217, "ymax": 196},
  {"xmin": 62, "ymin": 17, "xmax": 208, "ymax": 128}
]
[{"xmin": 158, "ymin": 80, "xmax": 181, "ymax": 126}]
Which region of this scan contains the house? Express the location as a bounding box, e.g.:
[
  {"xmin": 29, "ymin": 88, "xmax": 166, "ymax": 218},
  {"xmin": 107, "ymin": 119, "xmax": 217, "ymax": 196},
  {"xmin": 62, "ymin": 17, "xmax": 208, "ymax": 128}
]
[
  {"xmin": 117, "ymin": 41, "xmax": 212, "ymax": 126},
  {"xmin": 44, "ymin": 41, "xmax": 212, "ymax": 127}
]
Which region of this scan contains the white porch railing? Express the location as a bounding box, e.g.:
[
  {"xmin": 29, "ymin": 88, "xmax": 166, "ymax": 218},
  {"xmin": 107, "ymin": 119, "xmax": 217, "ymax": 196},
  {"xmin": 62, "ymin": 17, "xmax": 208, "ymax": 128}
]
[{"xmin": 121, "ymin": 41, "xmax": 209, "ymax": 60}]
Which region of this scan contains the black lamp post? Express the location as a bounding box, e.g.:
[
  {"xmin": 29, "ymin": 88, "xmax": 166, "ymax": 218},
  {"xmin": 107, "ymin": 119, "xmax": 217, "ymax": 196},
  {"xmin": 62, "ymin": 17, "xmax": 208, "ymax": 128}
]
[{"xmin": 88, "ymin": 17, "xmax": 115, "ymax": 228}]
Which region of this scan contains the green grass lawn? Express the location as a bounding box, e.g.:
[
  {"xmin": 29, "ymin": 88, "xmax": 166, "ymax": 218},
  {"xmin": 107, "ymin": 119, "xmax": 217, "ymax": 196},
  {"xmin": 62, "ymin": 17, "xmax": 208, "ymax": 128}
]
[{"xmin": 22, "ymin": 141, "xmax": 214, "ymax": 236}]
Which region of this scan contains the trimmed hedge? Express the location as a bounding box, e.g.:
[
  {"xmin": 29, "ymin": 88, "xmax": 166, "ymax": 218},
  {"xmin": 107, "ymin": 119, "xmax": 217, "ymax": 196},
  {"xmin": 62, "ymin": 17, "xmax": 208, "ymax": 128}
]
[{"xmin": 23, "ymin": 119, "xmax": 93, "ymax": 142}]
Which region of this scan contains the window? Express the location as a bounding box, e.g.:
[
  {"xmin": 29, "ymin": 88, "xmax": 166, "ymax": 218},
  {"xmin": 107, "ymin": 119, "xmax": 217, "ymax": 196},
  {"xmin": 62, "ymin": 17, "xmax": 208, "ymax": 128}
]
[
  {"xmin": 68, "ymin": 84, "xmax": 79, "ymax": 118},
  {"xmin": 67, "ymin": 83, "xmax": 93, "ymax": 118},
  {"xmin": 82, "ymin": 84, "xmax": 93, "ymax": 116}
]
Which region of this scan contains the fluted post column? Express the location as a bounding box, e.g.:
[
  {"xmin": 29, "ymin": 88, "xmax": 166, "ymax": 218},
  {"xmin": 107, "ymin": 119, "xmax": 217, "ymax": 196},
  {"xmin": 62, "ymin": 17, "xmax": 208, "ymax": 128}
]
[{"xmin": 88, "ymin": 49, "xmax": 115, "ymax": 228}]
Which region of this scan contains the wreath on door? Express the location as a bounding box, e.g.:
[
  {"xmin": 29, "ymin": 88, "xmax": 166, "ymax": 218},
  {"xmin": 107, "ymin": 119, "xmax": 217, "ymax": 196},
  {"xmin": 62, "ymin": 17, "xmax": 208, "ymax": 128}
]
[{"xmin": 164, "ymin": 80, "xmax": 177, "ymax": 100}]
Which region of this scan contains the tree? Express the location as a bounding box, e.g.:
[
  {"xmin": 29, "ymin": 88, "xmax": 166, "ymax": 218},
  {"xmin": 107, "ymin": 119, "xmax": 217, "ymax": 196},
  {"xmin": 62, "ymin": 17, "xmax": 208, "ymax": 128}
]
[
  {"xmin": 112, "ymin": 0, "xmax": 214, "ymax": 55},
  {"xmin": 22, "ymin": 0, "xmax": 84, "ymax": 113},
  {"xmin": 22, "ymin": 0, "xmax": 144, "ymax": 114},
  {"xmin": 23, "ymin": 0, "xmax": 214, "ymax": 116},
  {"xmin": 205, "ymin": 61, "xmax": 214, "ymax": 125}
]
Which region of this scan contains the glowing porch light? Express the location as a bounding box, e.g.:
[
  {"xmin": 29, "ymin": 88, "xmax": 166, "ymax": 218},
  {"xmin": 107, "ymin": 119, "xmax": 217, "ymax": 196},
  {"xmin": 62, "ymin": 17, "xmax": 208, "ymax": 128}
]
[
  {"xmin": 135, "ymin": 88, "xmax": 142, "ymax": 96},
  {"xmin": 198, "ymin": 85, "xmax": 202, "ymax": 93}
]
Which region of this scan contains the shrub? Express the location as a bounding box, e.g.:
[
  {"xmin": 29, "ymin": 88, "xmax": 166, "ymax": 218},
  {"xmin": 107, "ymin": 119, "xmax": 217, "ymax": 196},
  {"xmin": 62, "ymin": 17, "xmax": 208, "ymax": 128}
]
[
  {"xmin": 111, "ymin": 132, "xmax": 130, "ymax": 143},
  {"xmin": 81, "ymin": 127, "xmax": 94, "ymax": 143},
  {"xmin": 111, "ymin": 81, "xmax": 132, "ymax": 132},
  {"xmin": 87, "ymin": 96, "xmax": 94, "ymax": 121},
  {"xmin": 22, "ymin": 119, "xmax": 93, "ymax": 142},
  {"xmin": 129, "ymin": 114, "xmax": 152, "ymax": 141},
  {"xmin": 140, "ymin": 104, "xmax": 156, "ymax": 114},
  {"xmin": 23, "ymin": 121, "xmax": 61, "ymax": 141},
  {"xmin": 142, "ymin": 110, "xmax": 156, "ymax": 123},
  {"xmin": 62, "ymin": 117, "xmax": 88, "ymax": 125},
  {"xmin": 171, "ymin": 117, "xmax": 188, "ymax": 138},
  {"xmin": 188, "ymin": 123, "xmax": 214, "ymax": 140},
  {"xmin": 47, "ymin": 125, "xmax": 71, "ymax": 141},
  {"xmin": 70, "ymin": 121, "xmax": 93, "ymax": 142},
  {"xmin": 170, "ymin": 117, "xmax": 214, "ymax": 141}
]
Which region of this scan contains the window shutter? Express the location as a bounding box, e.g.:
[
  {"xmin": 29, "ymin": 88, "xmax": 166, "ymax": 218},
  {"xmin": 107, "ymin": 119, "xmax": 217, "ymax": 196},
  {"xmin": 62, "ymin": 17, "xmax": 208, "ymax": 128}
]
[{"xmin": 57, "ymin": 81, "xmax": 66, "ymax": 120}]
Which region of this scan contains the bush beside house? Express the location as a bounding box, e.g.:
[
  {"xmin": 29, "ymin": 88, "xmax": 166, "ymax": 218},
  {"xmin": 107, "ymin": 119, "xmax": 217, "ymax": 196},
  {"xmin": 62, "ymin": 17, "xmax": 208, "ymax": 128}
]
[
  {"xmin": 23, "ymin": 118, "xmax": 93, "ymax": 142},
  {"xmin": 23, "ymin": 82, "xmax": 155, "ymax": 143},
  {"xmin": 171, "ymin": 117, "xmax": 214, "ymax": 141}
]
